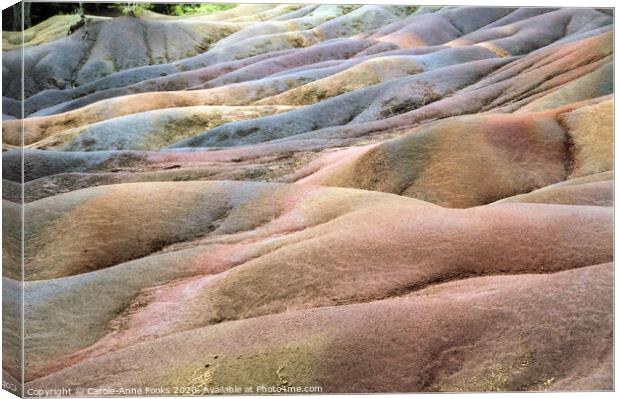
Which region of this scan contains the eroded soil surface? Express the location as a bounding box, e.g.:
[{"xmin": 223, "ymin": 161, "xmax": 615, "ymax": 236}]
[{"xmin": 2, "ymin": 4, "xmax": 614, "ymax": 393}]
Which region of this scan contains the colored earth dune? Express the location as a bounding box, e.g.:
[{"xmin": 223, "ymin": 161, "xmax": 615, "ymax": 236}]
[{"xmin": 1, "ymin": 4, "xmax": 614, "ymax": 394}]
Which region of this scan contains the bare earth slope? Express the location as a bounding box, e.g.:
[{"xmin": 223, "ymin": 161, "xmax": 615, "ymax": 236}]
[{"xmin": 1, "ymin": 4, "xmax": 614, "ymax": 394}]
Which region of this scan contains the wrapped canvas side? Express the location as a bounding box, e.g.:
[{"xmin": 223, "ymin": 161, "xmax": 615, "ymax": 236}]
[{"xmin": 2, "ymin": 1, "xmax": 24, "ymax": 397}]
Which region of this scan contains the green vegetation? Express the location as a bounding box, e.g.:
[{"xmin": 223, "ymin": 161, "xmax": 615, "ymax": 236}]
[
  {"xmin": 117, "ymin": 3, "xmax": 238, "ymax": 18},
  {"xmin": 118, "ymin": 3, "xmax": 154, "ymax": 17},
  {"xmin": 3, "ymin": 3, "xmax": 239, "ymax": 31},
  {"xmin": 168, "ymin": 3, "xmax": 238, "ymax": 16}
]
